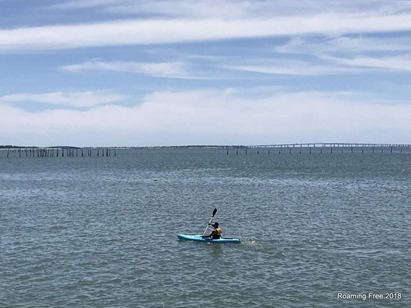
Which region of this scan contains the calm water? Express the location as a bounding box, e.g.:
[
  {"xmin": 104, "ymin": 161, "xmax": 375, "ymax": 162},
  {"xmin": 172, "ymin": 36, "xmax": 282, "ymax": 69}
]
[{"xmin": 0, "ymin": 148, "xmax": 410, "ymax": 307}]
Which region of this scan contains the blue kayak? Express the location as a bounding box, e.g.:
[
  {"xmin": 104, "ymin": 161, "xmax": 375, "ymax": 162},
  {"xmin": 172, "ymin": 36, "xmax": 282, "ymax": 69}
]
[{"xmin": 177, "ymin": 234, "xmax": 241, "ymax": 243}]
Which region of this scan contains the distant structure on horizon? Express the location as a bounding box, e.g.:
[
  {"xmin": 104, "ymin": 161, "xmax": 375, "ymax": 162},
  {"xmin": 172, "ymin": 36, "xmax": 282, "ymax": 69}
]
[{"xmin": 1, "ymin": 143, "xmax": 410, "ymax": 158}]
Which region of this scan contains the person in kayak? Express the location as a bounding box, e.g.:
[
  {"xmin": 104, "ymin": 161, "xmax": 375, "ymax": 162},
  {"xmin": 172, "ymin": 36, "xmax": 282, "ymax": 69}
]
[{"xmin": 202, "ymin": 222, "xmax": 222, "ymax": 239}]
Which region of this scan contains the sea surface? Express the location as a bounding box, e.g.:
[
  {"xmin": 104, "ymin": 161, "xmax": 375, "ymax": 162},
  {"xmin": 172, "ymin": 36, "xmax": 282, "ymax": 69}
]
[{"xmin": 0, "ymin": 147, "xmax": 410, "ymax": 307}]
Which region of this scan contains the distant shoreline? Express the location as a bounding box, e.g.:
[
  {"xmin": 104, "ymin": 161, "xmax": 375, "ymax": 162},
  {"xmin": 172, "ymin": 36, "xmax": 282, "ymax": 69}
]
[{"xmin": 1, "ymin": 143, "xmax": 411, "ymax": 149}]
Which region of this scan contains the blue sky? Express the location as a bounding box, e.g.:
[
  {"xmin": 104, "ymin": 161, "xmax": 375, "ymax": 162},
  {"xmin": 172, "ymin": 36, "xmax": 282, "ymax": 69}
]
[{"xmin": 1, "ymin": 0, "xmax": 411, "ymax": 146}]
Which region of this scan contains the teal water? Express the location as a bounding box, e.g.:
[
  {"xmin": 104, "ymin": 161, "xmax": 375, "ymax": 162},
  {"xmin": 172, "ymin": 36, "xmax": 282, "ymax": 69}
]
[{"xmin": 0, "ymin": 148, "xmax": 410, "ymax": 307}]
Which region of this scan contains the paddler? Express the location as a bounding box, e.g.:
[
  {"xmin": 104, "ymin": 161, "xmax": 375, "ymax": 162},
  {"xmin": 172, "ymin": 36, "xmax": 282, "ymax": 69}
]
[{"xmin": 202, "ymin": 222, "xmax": 222, "ymax": 239}]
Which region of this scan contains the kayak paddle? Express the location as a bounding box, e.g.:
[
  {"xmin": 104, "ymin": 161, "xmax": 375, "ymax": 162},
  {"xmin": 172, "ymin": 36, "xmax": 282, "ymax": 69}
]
[{"xmin": 202, "ymin": 208, "xmax": 217, "ymax": 236}]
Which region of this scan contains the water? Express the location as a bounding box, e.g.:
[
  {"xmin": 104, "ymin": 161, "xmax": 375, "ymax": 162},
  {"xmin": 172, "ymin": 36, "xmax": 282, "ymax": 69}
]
[{"xmin": 0, "ymin": 148, "xmax": 410, "ymax": 307}]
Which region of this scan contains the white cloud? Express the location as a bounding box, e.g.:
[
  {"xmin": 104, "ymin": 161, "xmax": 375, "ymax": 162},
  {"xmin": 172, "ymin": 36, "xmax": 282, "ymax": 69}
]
[
  {"xmin": 1, "ymin": 91, "xmax": 125, "ymax": 108},
  {"xmin": 2, "ymin": 13, "xmax": 411, "ymax": 52},
  {"xmin": 47, "ymin": 0, "xmax": 305, "ymax": 19},
  {"xmin": 50, "ymin": 0, "xmax": 256, "ymax": 18},
  {"xmin": 49, "ymin": 0, "xmax": 411, "ymax": 20},
  {"xmin": 275, "ymin": 36, "xmax": 411, "ymax": 55},
  {"xmin": 102, "ymin": 0, "xmax": 267, "ymax": 19},
  {"xmin": 62, "ymin": 59, "xmax": 191, "ymax": 78},
  {"xmin": 49, "ymin": 0, "xmax": 120, "ymax": 10},
  {"xmin": 227, "ymin": 60, "xmax": 360, "ymax": 76},
  {"xmin": 231, "ymin": 35, "xmax": 411, "ymax": 75},
  {"xmin": 1, "ymin": 88, "xmax": 410, "ymax": 146},
  {"xmin": 327, "ymin": 54, "xmax": 411, "ymax": 71}
]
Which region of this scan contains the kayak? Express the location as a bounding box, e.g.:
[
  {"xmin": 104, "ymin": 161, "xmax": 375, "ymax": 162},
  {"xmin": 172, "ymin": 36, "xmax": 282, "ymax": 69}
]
[{"xmin": 177, "ymin": 234, "xmax": 241, "ymax": 243}]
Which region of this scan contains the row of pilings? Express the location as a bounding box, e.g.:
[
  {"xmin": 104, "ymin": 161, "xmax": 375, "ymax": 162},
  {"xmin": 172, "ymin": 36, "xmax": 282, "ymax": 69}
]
[
  {"xmin": 225, "ymin": 143, "xmax": 411, "ymax": 155},
  {"xmin": 1, "ymin": 147, "xmax": 117, "ymax": 158},
  {"xmin": 2, "ymin": 144, "xmax": 411, "ymax": 158}
]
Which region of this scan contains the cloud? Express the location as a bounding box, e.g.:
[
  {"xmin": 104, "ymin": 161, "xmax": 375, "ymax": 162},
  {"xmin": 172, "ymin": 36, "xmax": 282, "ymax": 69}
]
[
  {"xmin": 227, "ymin": 53, "xmax": 411, "ymax": 76},
  {"xmin": 48, "ymin": 0, "xmax": 312, "ymax": 19},
  {"xmin": 1, "ymin": 88, "xmax": 410, "ymax": 146},
  {"xmin": 226, "ymin": 59, "xmax": 360, "ymax": 76},
  {"xmin": 327, "ymin": 54, "xmax": 411, "ymax": 71},
  {"xmin": 49, "ymin": 0, "xmax": 411, "ymax": 20},
  {"xmin": 50, "ymin": 0, "xmax": 255, "ymax": 18},
  {"xmin": 0, "ymin": 91, "xmax": 126, "ymax": 108},
  {"xmin": 275, "ymin": 35, "xmax": 411, "ymax": 56},
  {"xmin": 49, "ymin": 0, "xmax": 120, "ymax": 10},
  {"xmin": 62, "ymin": 59, "xmax": 191, "ymax": 78},
  {"xmin": 2, "ymin": 12, "xmax": 411, "ymax": 52},
  {"xmin": 230, "ymin": 35, "xmax": 411, "ymax": 75}
]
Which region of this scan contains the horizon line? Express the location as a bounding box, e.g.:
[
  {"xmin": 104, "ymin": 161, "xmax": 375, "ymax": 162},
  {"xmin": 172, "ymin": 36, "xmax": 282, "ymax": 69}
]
[{"xmin": 1, "ymin": 142, "xmax": 411, "ymax": 149}]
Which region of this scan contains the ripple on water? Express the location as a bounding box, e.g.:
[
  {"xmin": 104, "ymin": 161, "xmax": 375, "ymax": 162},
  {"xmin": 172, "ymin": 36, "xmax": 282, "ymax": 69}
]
[{"xmin": 0, "ymin": 151, "xmax": 410, "ymax": 307}]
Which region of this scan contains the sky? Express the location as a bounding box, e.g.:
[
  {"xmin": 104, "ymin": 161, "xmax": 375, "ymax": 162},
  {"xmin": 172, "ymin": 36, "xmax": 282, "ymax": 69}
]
[{"xmin": 1, "ymin": 0, "xmax": 411, "ymax": 147}]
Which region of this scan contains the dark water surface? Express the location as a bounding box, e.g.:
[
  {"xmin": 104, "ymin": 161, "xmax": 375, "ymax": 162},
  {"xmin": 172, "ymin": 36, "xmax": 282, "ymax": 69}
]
[{"xmin": 0, "ymin": 148, "xmax": 410, "ymax": 307}]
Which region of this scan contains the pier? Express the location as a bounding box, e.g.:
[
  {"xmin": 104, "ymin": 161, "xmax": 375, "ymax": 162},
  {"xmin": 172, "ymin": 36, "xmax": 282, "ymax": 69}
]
[
  {"xmin": 247, "ymin": 142, "xmax": 409, "ymax": 148},
  {"xmin": 221, "ymin": 143, "xmax": 411, "ymax": 155},
  {"xmin": 242, "ymin": 143, "xmax": 411, "ymax": 154}
]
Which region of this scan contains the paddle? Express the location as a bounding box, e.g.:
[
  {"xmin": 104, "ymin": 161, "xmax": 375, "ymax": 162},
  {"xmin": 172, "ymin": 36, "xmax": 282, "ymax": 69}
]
[{"xmin": 202, "ymin": 208, "xmax": 217, "ymax": 236}]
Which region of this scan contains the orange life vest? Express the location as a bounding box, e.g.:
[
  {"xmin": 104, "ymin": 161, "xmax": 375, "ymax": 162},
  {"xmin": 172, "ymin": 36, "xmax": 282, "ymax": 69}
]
[{"xmin": 212, "ymin": 227, "xmax": 222, "ymax": 239}]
